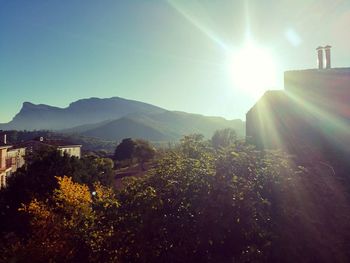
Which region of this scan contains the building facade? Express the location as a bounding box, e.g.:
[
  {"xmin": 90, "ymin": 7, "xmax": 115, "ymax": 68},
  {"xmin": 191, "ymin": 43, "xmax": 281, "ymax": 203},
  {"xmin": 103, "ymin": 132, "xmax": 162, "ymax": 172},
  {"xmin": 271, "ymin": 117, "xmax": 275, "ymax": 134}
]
[
  {"xmin": 17, "ymin": 137, "xmax": 82, "ymax": 159},
  {"xmin": 0, "ymin": 144, "xmax": 26, "ymax": 189},
  {"xmin": 0, "ymin": 146, "xmax": 12, "ymax": 189},
  {"xmin": 7, "ymin": 147, "xmax": 26, "ymax": 172},
  {"xmin": 0, "ymin": 134, "xmax": 82, "ymax": 189},
  {"xmin": 246, "ymin": 46, "xmax": 350, "ymax": 154}
]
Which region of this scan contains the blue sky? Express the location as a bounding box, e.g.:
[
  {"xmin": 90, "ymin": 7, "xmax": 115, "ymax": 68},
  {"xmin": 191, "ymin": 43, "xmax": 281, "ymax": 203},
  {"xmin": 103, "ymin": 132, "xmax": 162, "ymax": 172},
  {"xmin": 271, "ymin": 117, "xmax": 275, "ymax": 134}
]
[{"xmin": 1, "ymin": 0, "xmax": 350, "ymax": 122}]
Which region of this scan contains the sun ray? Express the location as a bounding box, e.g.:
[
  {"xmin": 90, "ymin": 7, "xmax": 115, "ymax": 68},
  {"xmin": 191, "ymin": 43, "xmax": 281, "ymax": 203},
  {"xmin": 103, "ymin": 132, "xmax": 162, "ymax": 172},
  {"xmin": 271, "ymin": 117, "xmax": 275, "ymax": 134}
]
[
  {"xmin": 166, "ymin": 0, "xmax": 231, "ymax": 52},
  {"xmin": 285, "ymin": 90, "xmax": 350, "ymax": 153},
  {"xmin": 229, "ymin": 42, "xmax": 278, "ymax": 98}
]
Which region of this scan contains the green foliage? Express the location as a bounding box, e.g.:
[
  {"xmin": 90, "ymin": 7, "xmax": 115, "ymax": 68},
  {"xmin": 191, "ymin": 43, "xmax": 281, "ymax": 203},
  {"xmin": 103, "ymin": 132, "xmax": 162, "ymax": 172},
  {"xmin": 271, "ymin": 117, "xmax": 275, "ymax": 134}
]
[
  {"xmin": 133, "ymin": 139, "xmax": 156, "ymax": 170},
  {"xmin": 114, "ymin": 138, "xmax": 156, "ymax": 170},
  {"xmin": 179, "ymin": 133, "xmax": 211, "ymax": 159},
  {"xmin": 0, "ymin": 149, "xmax": 115, "ymax": 237},
  {"xmin": 2, "ymin": 134, "xmax": 350, "ymax": 263},
  {"xmin": 114, "ymin": 138, "xmax": 136, "ymax": 161},
  {"xmin": 113, "ymin": 137, "xmax": 298, "ymax": 263},
  {"xmin": 211, "ymin": 128, "xmax": 237, "ymax": 149},
  {"xmin": 1, "ymin": 176, "xmax": 120, "ymax": 263}
]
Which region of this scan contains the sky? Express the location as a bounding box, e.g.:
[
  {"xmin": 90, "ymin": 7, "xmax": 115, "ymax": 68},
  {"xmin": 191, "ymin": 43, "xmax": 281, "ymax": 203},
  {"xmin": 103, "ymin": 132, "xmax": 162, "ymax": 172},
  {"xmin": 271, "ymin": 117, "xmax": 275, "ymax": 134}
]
[{"xmin": 1, "ymin": 0, "xmax": 350, "ymax": 123}]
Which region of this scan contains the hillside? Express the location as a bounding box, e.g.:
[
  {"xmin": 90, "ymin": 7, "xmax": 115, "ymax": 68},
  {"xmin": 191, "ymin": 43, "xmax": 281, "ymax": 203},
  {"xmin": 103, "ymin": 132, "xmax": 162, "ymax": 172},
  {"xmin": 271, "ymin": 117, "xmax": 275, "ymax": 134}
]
[
  {"xmin": 0, "ymin": 97, "xmax": 245, "ymax": 142},
  {"xmin": 79, "ymin": 111, "xmax": 245, "ymax": 142},
  {"xmin": 82, "ymin": 117, "xmax": 174, "ymax": 142}
]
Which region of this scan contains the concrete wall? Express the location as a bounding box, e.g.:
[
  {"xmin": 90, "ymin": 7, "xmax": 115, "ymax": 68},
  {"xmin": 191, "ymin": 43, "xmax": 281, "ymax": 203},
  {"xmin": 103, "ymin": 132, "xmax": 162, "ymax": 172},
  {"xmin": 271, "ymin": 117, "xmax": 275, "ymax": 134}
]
[
  {"xmin": 284, "ymin": 68, "xmax": 350, "ymax": 119},
  {"xmin": 0, "ymin": 147, "xmax": 8, "ymax": 170},
  {"xmin": 246, "ymin": 90, "xmax": 323, "ymax": 151},
  {"xmin": 0, "ymin": 168, "xmax": 12, "ymax": 189},
  {"xmin": 0, "ymin": 171, "xmax": 6, "ymax": 189},
  {"xmin": 0, "ymin": 147, "xmax": 14, "ymax": 189}
]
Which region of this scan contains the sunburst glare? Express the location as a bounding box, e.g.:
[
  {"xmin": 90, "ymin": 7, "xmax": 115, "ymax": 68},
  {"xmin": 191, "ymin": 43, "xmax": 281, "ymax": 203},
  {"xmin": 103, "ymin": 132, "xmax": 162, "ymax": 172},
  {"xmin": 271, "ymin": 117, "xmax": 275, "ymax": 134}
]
[{"xmin": 230, "ymin": 42, "xmax": 278, "ymax": 98}]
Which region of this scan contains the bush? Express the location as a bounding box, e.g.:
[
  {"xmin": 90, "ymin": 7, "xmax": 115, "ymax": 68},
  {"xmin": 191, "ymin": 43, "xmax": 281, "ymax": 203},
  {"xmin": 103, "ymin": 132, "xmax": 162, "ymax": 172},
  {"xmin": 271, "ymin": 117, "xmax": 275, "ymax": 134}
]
[{"xmin": 3, "ymin": 134, "xmax": 350, "ymax": 263}]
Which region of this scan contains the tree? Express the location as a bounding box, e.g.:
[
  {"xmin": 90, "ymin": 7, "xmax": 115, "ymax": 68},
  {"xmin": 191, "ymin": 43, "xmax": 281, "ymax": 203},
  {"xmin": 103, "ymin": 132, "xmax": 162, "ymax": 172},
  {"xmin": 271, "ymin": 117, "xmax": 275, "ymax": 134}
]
[
  {"xmin": 113, "ymin": 136, "xmax": 303, "ymax": 263},
  {"xmin": 2, "ymin": 176, "xmax": 120, "ymax": 263},
  {"xmin": 133, "ymin": 139, "xmax": 156, "ymax": 170},
  {"xmin": 114, "ymin": 138, "xmax": 156, "ymax": 169},
  {"xmin": 179, "ymin": 133, "xmax": 210, "ymax": 159},
  {"xmin": 0, "ymin": 149, "xmax": 114, "ymax": 237},
  {"xmin": 3, "ymin": 134, "xmax": 350, "ymax": 263},
  {"xmin": 211, "ymin": 128, "xmax": 237, "ymax": 149},
  {"xmin": 114, "ymin": 138, "xmax": 136, "ymax": 161}
]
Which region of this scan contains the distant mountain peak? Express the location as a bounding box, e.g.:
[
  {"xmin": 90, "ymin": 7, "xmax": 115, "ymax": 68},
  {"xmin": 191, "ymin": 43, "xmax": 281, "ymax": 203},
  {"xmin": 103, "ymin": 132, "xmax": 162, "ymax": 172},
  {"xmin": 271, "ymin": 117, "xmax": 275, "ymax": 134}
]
[
  {"xmin": 0, "ymin": 97, "xmax": 245, "ymax": 140},
  {"xmin": 21, "ymin": 101, "xmax": 60, "ymax": 111},
  {"xmin": 1, "ymin": 96, "xmax": 166, "ymax": 130},
  {"xmin": 21, "ymin": 102, "xmax": 50, "ymax": 110},
  {"xmin": 22, "ymin": 101, "xmax": 36, "ymax": 108},
  {"xmin": 68, "ymin": 97, "xmax": 134, "ymax": 107}
]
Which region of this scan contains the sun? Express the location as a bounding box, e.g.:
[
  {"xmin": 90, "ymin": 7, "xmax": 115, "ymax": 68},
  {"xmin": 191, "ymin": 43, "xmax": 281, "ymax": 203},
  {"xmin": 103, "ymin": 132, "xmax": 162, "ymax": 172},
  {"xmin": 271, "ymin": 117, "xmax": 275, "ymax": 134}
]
[{"xmin": 230, "ymin": 43, "xmax": 278, "ymax": 98}]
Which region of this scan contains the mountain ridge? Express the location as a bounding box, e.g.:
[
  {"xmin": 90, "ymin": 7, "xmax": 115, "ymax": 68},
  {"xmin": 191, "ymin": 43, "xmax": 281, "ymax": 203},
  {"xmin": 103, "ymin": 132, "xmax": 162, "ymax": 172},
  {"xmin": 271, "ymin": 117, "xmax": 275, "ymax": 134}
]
[
  {"xmin": 1, "ymin": 97, "xmax": 245, "ymax": 142},
  {"xmin": 1, "ymin": 97, "xmax": 166, "ymax": 130}
]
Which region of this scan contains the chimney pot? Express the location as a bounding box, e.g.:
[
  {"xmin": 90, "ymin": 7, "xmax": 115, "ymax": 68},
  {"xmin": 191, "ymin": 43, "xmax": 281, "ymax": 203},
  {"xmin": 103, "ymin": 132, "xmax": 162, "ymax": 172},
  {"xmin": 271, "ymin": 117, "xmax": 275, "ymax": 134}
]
[
  {"xmin": 324, "ymin": 45, "xmax": 332, "ymax": 69},
  {"xmin": 316, "ymin": 46, "xmax": 324, "ymax": 69}
]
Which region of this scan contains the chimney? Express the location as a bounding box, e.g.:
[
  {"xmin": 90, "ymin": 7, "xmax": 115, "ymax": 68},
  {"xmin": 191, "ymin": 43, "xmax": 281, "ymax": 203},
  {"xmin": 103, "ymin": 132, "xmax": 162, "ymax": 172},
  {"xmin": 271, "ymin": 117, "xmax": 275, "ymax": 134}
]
[
  {"xmin": 316, "ymin": 46, "xmax": 324, "ymax": 69},
  {"xmin": 3, "ymin": 134, "xmax": 6, "ymax": 145},
  {"xmin": 324, "ymin": 45, "xmax": 332, "ymax": 69}
]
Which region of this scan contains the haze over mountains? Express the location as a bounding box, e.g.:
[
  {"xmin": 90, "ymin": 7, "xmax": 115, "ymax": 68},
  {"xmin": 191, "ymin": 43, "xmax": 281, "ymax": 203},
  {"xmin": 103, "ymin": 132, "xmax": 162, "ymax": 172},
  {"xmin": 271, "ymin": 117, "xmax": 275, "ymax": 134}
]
[{"xmin": 0, "ymin": 97, "xmax": 245, "ymax": 142}]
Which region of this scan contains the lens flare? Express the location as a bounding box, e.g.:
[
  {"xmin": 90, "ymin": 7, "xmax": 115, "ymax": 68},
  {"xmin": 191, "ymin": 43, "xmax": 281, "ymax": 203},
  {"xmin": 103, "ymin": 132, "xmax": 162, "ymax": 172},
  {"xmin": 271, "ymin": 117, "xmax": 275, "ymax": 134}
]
[{"xmin": 230, "ymin": 43, "xmax": 278, "ymax": 98}]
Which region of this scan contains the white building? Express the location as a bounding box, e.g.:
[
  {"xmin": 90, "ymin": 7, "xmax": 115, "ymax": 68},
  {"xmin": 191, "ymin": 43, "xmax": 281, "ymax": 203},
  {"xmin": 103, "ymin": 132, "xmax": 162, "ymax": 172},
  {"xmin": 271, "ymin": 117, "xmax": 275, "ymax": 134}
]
[
  {"xmin": 7, "ymin": 147, "xmax": 26, "ymax": 172},
  {"xmin": 0, "ymin": 145, "xmax": 13, "ymax": 189},
  {"xmin": 17, "ymin": 137, "xmax": 82, "ymax": 159},
  {"xmin": 0, "ymin": 135, "xmax": 81, "ymax": 189},
  {"xmin": 0, "ymin": 144, "xmax": 26, "ymax": 189}
]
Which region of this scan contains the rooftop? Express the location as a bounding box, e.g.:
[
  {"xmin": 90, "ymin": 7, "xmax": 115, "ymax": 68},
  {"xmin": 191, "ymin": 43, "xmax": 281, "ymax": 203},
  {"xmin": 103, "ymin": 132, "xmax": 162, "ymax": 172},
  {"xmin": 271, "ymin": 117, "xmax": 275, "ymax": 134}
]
[
  {"xmin": 14, "ymin": 138, "xmax": 82, "ymax": 148},
  {"xmin": 0, "ymin": 144, "xmax": 12, "ymax": 149},
  {"xmin": 42, "ymin": 139, "xmax": 82, "ymax": 147},
  {"xmin": 285, "ymin": 67, "xmax": 350, "ymax": 74}
]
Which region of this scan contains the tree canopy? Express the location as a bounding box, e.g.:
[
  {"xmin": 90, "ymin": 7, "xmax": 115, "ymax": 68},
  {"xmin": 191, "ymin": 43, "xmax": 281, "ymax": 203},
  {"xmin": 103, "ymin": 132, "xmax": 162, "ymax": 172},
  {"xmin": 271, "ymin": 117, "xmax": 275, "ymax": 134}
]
[
  {"xmin": 114, "ymin": 138, "xmax": 136, "ymax": 161},
  {"xmin": 0, "ymin": 149, "xmax": 115, "ymax": 237},
  {"xmin": 2, "ymin": 134, "xmax": 350, "ymax": 262},
  {"xmin": 114, "ymin": 138, "xmax": 156, "ymax": 169},
  {"xmin": 211, "ymin": 128, "xmax": 237, "ymax": 149}
]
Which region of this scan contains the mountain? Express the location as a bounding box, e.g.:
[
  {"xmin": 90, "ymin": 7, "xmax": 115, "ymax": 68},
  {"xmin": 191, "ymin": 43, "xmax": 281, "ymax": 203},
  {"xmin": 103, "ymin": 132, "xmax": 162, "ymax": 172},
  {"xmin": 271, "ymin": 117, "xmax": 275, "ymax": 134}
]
[
  {"xmin": 80, "ymin": 111, "xmax": 245, "ymax": 142},
  {"xmin": 1, "ymin": 97, "xmax": 245, "ymax": 142},
  {"xmin": 82, "ymin": 117, "xmax": 174, "ymax": 142},
  {"xmin": 0, "ymin": 97, "xmax": 165, "ymax": 130}
]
